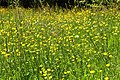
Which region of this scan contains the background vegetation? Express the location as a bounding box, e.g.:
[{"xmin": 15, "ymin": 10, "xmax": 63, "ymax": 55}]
[{"xmin": 0, "ymin": 0, "xmax": 120, "ymax": 9}]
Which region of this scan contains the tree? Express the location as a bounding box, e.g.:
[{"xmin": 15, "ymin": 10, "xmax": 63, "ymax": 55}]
[{"xmin": 0, "ymin": 0, "xmax": 8, "ymax": 7}]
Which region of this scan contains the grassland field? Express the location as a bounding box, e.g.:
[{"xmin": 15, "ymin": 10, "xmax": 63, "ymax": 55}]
[{"xmin": 0, "ymin": 7, "xmax": 120, "ymax": 80}]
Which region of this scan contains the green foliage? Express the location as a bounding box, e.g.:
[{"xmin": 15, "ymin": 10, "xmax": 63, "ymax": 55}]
[{"xmin": 90, "ymin": 0, "xmax": 120, "ymax": 5}]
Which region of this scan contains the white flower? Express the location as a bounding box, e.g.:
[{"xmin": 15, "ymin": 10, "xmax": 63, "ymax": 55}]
[{"xmin": 75, "ymin": 35, "xmax": 79, "ymax": 38}]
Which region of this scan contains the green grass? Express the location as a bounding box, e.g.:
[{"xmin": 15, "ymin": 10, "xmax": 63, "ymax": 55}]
[{"xmin": 0, "ymin": 8, "xmax": 120, "ymax": 80}]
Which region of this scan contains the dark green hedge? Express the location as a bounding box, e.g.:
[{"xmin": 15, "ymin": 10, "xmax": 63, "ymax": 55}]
[{"xmin": 0, "ymin": 0, "xmax": 120, "ymax": 8}]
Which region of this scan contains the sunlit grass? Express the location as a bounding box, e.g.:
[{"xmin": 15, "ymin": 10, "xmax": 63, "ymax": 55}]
[{"xmin": 0, "ymin": 7, "xmax": 120, "ymax": 80}]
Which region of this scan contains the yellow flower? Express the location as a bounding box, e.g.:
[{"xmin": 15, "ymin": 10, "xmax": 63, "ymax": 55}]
[
  {"xmin": 103, "ymin": 52, "xmax": 108, "ymax": 56},
  {"xmin": 67, "ymin": 71, "xmax": 70, "ymax": 74},
  {"xmin": 66, "ymin": 27, "xmax": 69, "ymax": 30},
  {"xmin": 99, "ymin": 70, "xmax": 102, "ymax": 73},
  {"xmin": 40, "ymin": 71, "xmax": 42, "ymax": 74},
  {"xmin": 109, "ymin": 55, "xmax": 113, "ymax": 58},
  {"xmin": 4, "ymin": 54, "xmax": 10, "ymax": 57},
  {"xmin": 64, "ymin": 71, "xmax": 67, "ymax": 74},
  {"xmin": 49, "ymin": 76, "xmax": 52, "ymax": 79},
  {"xmin": 41, "ymin": 28, "xmax": 45, "ymax": 31},
  {"xmin": 1, "ymin": 52, "xmax": 6, "ymax": 54},
  {"xmin": 17, "ymin": 53, "xmax": 20, "ymax": 56},
  {"xmin": 87, "ymin": 59, "xmax": 90, "ymax": 61},
  {"xmin": 43, "ymin": 73, "xmax": 47, "ymax": 76},
  {"xmin": 44, "ymin": 77, "xmax": 47, "ymax": 79},
  {"xmin": 104, "ymin": 77, "xmax": 109, "ymax": 80},
  {"xmin": 106, "ymin": 63, "xmax": 110, "ymax": 67},
  {"xmin": 22, "ymin": 44, "xmax": 25, "ymax": 47},
  {"xmin": 32, "ymin": 57, "xmax": 34, "ymax": 60},
  {"xmin": 64, "ymin": 71, "xmax": 70, "ymax": 74},
  {"xmin": 87, "ymin": 64, "xmax": 91, "ymax": 67},
  {"xmin": 16, "ymin": 49, "xmax": 19, "ymax": 52},
  {"xmin": 90, "ymin": 70, "xmax": 95, "ymax": 74},
  {"xmin": 47, "ymin": 69, "xmax": 51, "ymax": 72},
  {"xmin": 39, "ymin": 65, "xmax": 43, "ymax": 67}
]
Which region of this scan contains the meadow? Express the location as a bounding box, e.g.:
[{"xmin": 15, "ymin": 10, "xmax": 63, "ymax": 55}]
[{"xmin": 0, "ymin": 7, "xmax": 120, "ymax": 80}]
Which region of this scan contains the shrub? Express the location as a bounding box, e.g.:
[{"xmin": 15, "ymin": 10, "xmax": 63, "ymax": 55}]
[{"xmin": 0, "ymin": 0, "xmax": 120, "ymax": 8}]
